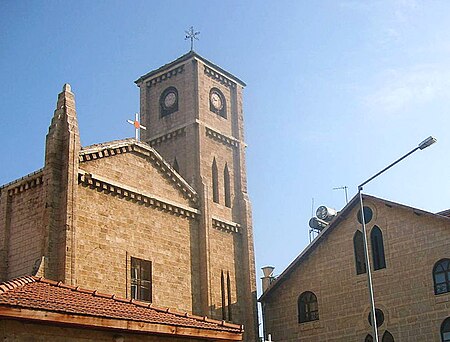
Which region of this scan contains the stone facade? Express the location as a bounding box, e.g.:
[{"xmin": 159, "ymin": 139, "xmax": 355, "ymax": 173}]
[
  {"xmin": 0, "ymin": 52, "xmax": 258, "ymax": 341},
  {"xmin": 260, "ymin": 195, "xmax": 450, "ymax": 341}
]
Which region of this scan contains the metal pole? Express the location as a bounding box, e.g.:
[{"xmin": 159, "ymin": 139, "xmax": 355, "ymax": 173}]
[
  {"xmin": 356, "ymin": 136, "xmax": 436, "ymax": 341},
  {"xmin": 358, "ymin": 187, "xmax": 379, "ymax": 341}
]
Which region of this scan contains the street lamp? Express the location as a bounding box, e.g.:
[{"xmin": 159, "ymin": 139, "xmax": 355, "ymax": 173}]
[{"xmin": 358, "ymin": 136, "xmax": 436, "ymax": 341}]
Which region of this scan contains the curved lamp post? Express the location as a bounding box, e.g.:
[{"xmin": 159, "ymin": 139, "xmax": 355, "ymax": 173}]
[{"xmin": 358, "ymin": 136, "xmax": 436, "ymax": 341}]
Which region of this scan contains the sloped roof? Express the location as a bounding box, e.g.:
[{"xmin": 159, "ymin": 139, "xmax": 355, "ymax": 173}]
[
  {"xmin": 437, "ymin": 209, "xmax": 450, "ymax": 217},
  {"xmin": 0, "ymin": 276, "xmax": 242, "ymax": 340},
  {"xmin": 134, "ymin": 50, "xmax": 246, "ymax": 87},
  {"xmin": 80, "ymin": 138, "xmax": 198, "ymax": 204},
  {"xmin": 259, "ymin": 194, "xmax": 450, "ymax": 302}
]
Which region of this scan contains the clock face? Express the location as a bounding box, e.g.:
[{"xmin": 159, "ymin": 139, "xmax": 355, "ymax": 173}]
[
  {"xmin": 210, "ymin": 91, "xmax": 223, "ymax": 110},
  {"xmin": 164, "ymin": 91, "xmax": 177, "ymax": 109}
]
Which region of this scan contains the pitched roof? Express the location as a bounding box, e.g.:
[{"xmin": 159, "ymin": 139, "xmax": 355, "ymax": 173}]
[
  {"xmin": 134, "ymin": 50, "xmax": 246, "ymax": 87},
  {"xmin": 259, "ymin": 194, "xmax": 450, "ymax": 302},
  {"xmin": 80, "ymin": 138, "xmax": 198, "ymax": 204},
  {"xmin": 437, "ymin": 209, "xmax": 450, "ymax": 217},
  {"xmin": 0, "ymin": 276, "xmax": 243, "ymax": 340}
]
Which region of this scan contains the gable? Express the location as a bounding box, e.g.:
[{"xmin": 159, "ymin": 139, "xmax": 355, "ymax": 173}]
[
  {"xmin": 260, "ymin": 194, "xmax": 450, "ymax": 301},
  {"xmin": 79, "ymin": 140, "xmax": 197, "ymax": 208}
]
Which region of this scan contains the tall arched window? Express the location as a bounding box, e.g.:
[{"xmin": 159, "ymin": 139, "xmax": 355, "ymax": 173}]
[
  {"xmin": 212, "ymin": 158, "xmax": 219, "ymax": 203},
  {"xmin": 434, "ymin": 259, "xmax": 450, "ymax": 295},
  {"xmin": 353, "ymin": 230, "xmax": 366, "ymax": 275},
  {"xmin": 382, "ymin": 331, "xmax": 394, "ymax": 342},
  {"xmin": 370, "ymin": 226, "xmax": 386, "ymax": 270},
  {"xmin": 442, "ymin": 317, "xmax": 450, "ymax": 342},
  {"xmin": 297, "ymin": 291, "xmax": 319, "ymax": 323},
  {"xmin": 224, "ymin": 163, "xmax": 231, "ymax": 208},
  {"xmin": 365, "ymin": 334, "xmax": 373, "ymax": 342}
]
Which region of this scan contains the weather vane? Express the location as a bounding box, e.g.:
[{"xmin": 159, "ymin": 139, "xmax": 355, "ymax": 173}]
[
  {"xmin": 185, "ymin": 26, "xmax": 200, "ymax": 51},
  {"xmin": 127, "ymin": 113, "xmax": 146, "ymax": 141}
]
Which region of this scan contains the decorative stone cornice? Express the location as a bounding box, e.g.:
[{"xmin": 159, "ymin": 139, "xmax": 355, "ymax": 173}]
[
  {"xmin": 149, "ymin": 127, "xmax": 186, "ymax": 147},
  {"xmin": 78, "ymin": 171, "xmax": 200, "ymax": 220},
  {"xmin": 205, "ymin": 127, "xmax": 239, "ymax": 148},
  {"xmin": 80, "ymin": 139, "xmax": 197, "ymax": 204},
  {"xmin": 0, "ymin": 169, "xmax": 44, "ymax": 196},
  {"xmin": 146, "ymin": 65, "xmax": 185, "ymax": 88},
  {"xmin": 212, "ymin": 217, "xmax": 240, "ymax": 234},
  {"xmin": 204, "ymin": 65, "xmax": 236, "ymax": 89}
]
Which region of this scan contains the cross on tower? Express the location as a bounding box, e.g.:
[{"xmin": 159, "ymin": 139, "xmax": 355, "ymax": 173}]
[
  {"xmin": 185, "ymin": 26, "xmax": 200, "ymax": 51},
  {"xmin": 127, "ymin": 113, "xmax": 146, "ymax": 141}
]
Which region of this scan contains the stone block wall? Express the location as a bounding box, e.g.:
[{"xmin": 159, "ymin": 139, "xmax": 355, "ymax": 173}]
[
  {"xmin": 262, "ymin": 199, "xmax": 450, "ymax": 341},
  {"xmin": 0, "ymin": 172, "xmax": 45, "ymax": 281}
]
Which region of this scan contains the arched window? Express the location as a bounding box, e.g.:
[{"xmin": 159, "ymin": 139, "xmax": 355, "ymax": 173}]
[
  {"xmin": 297, "ymin": 291, "xmax": 319, "ymax": 323},
  {"xmin": 442, "ymin": 317, "xmax": 450, "ymax": 342},
  {"xmin": 382, "ymin": 331, "xmax": 394, "ymax": 342},
  {"xmin": 224, "ymin": 163, "xmax": 231, "ymax": 208},
  {"xmin": 212, "ymin": 158, "xmax": 219, "ymax": 203},
  {"xmin": 370, "ymin": 226, "xmax": 386, "ymax": 270},
  {"xmin": 353, "ymin": 230, "xmax": 366, "ymax": 275},
  {"xmin": 365, "ymin": 334, "xmax": 373, "ymax": 342},
  {"xmin": 434, "ymin": 259, "xmax": 450, "ymax": 295}
]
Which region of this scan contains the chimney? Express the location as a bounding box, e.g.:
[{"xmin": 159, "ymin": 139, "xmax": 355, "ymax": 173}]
[{"xmin": 261, "ymin": 266, "xmax": 275, "ymax": 292}]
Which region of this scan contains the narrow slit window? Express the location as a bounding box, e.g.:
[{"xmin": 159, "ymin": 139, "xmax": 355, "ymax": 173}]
[
  {"xmin": 221, "ymin": 271, "xmax": 226, "ymax": 320},
  {"xmin": 353, "ymin": 230, "xmax": 367, "ymax": 275},
  {"xmin": 227, "ymin": 271, "xmax": 232, "ymax": 321},
  {"xmin": 212, "ymin": 158, "xmax": 219, "ymax": 203},
  {"xmin": 224, "ymin": 163, "xmax": 231, "ymax": 208},
  {"xmin": 370, "ymin": 226, "xmax": 386, "ymax": 270}
]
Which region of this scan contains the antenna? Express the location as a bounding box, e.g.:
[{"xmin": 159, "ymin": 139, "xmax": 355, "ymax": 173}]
[{"xmin": 333, "ymin": 186, "xmax": 348, "ymax": 204}]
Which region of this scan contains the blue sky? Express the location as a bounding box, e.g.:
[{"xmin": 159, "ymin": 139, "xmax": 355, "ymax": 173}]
[{"xmin": 1, "ymin": 1, "xmax": 449, "ymax": 288}]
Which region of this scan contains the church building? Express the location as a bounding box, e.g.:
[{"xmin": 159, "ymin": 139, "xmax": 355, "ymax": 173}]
[
  {"xmin": 259, "ymin": 194, "xmax": 450, "ymax": 341},
  {"xmin": 0, "ymin": 51, "xmax": 258, "ymax": 341}
]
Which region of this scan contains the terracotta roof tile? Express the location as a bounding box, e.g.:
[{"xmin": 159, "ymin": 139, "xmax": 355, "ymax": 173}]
[{"xmin": 0, "ymin": 276, "xmax": 242, "ymax": 333}]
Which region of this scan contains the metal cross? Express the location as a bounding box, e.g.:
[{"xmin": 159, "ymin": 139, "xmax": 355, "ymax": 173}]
[
  {"xmin": 127, "ymin": 113, "xmax": 146, "ymax": 141},
  {"xmin": 185, "ymin": 26, "xmax": 200, "ymax": 51}
]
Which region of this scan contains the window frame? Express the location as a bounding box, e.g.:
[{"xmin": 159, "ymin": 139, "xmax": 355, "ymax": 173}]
[
  {"xmin": 160, "ymin": 86, "xmax": 179, "ymax": 117},
  {"xmin": 433, "ymin": 259, "xmax": 450, "ymax": 295},
  {"xmin": 131, "ymin": 257, "xmax": 152, "ymax": 302},
  {"xmin": 353, "ymin": 230, "xmax": 367, "ymax": 275},
  {"xmin": 297, "ymin": 291, "xmax": 319, "ymax": 323},
  {"xmin": 370, "ymin": 225, "xmax": 386, "ymax": 270},
  {"xmin": 442, "ymin": 317, "xmax": 450, "ymax": 342}
]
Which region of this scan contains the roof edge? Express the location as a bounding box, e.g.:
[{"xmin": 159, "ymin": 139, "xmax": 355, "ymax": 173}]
[
  {"xmin": 134, "ymin": 51, "xmax": 246, "ymax": 87},
  {"xmin": 0, "ymin": 276, "xmax": 244, "ymax": 333},
  {"xmin": 259, "ymin": 193, "xmax": 450, "ymax": 301}
]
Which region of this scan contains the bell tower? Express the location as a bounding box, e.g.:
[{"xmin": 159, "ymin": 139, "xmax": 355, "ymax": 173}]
[{"xmin": 135, "ymin": 51, "xmax": 258, "ymax": 341}]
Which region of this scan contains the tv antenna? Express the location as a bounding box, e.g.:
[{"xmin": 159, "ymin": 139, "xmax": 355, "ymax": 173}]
[{"xmin": 333, "ymin": 186, "xmax": 348, "ymax": 204}]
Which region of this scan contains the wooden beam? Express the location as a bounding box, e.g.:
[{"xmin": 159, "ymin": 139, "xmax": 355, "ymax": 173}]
[{"xmin": 0, "ymin": 307, "xmax": 242, "ymax": 341}]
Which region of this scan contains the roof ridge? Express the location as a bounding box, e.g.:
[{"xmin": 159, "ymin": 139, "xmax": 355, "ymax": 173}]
[{"xmin": 14, "ymin": 276, "xmax": 243, "ymax": 331}]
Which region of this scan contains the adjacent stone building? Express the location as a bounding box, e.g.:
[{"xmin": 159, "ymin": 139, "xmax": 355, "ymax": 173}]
[
  {"xmin": 0, "ymin": 51, "xmax": 258, "ymax": 341},
  {"xmin": 259, "ymin": 195, "xmax": 450, "ymax": 341}
]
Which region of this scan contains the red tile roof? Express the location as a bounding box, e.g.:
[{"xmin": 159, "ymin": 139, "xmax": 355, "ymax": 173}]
[{"xmin": 0, "ymin": 276, "xmax": 242, "ymax": 340}]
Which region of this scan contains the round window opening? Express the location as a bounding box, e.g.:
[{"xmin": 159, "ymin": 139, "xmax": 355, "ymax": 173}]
[
  {"xmin": 357, "ymin": 206, "xmax": 373, "ymax": 224},
  {"xmin": 368, "ymin": 308, "xmax": 384, "ymax": 327}
]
